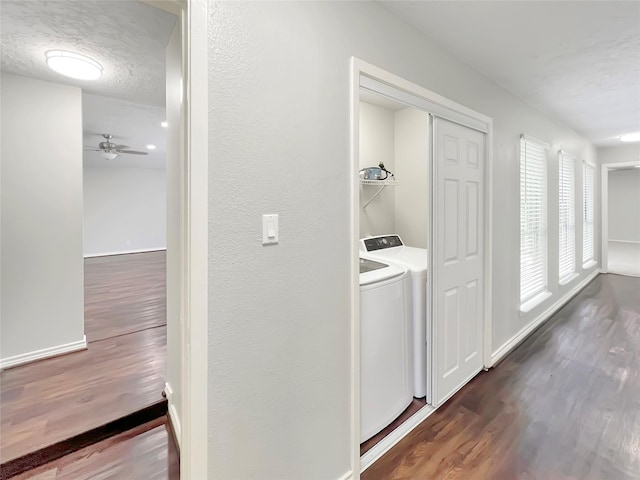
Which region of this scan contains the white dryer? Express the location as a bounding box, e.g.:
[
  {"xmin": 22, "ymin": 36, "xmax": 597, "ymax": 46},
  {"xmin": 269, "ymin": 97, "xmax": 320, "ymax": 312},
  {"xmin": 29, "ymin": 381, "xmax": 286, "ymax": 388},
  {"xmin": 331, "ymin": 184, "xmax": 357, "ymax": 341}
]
[
  {"xmin": 359, "ymin": 256, "xmax": 413, "ymax": 443},
  {"xmin": 360, "ymin": 235, "xmax": 430, "ymax": 402}
]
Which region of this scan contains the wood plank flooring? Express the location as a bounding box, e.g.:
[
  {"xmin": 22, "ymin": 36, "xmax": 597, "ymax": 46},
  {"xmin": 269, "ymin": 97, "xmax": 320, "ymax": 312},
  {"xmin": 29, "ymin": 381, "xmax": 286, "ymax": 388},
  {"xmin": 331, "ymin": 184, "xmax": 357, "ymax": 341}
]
[
  {"xmin": 361, "ymin": 398, "xmax": 427, "ymax": 456},
  {"xmin": 1, "ymin": 251, "xmax": 168, "ymax": 467},
  {"xmin": 0, "ymin": 327, "xmax": 166, "ymax": 465},
  {"xmin": 10, "ymin": 417, "xmax": 179, "ymax": 480},
  {"xmin": 84, "ymin": 251, "xmax": 166, "ymax": 343},
  {"xmin": 363, "ymin": 274, "xmax": 640, "ymax": 480}
]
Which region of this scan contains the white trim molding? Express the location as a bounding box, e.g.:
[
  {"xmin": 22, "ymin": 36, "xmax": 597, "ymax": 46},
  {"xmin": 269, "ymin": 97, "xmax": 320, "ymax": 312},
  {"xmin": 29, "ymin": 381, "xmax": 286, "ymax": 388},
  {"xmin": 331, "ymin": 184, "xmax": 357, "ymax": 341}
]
[
  {"xmin": 181, "ymin": 2, "xmax": 209, "ymax": 479},
  {"xmin": 361, "ymin": 405, "xmax": 436, "ymax": 472},
  {"xmin": 336, "ymin": 470, "xmax": 355, "ymax": 480},
  {"xmin": 492, "ymin": 269, "xmax": 599, "ymax": 365},
  {"xmin": 164, "ymin": 382, "xmax": 182, "ymax": 449},
  {"xmin": 609, "ymin": 239, "xmax": 640, "ymax": 245},
  {"xmin": 519, "ymin": 290, "xmax": 552, "ymax": 314},
  {"xmin": 0, "ymin": 335, "xmax": 87, "ymax": 369},
  {"xmin": 84, "ymin": 247, "xmax": 166, "ymax": 258}
]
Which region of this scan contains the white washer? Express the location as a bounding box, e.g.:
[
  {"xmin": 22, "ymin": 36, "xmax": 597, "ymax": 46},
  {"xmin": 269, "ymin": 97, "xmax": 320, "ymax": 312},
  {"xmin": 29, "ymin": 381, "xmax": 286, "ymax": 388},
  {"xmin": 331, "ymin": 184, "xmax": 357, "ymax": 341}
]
[
  {"xmin": 360, "ymin": 235, "xmax": 430, "ymax": 402},
  {"xmin": 359, "ymin": 255, "xmax": 413, "ymax": 443}
]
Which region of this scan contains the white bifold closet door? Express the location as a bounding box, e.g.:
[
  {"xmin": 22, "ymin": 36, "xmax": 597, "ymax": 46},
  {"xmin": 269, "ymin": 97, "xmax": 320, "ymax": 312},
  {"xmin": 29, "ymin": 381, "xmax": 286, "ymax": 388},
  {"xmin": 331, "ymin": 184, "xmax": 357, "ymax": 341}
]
[{"xmin": 432, "ymin": 116, "xmax": 485, "ymax": 406}]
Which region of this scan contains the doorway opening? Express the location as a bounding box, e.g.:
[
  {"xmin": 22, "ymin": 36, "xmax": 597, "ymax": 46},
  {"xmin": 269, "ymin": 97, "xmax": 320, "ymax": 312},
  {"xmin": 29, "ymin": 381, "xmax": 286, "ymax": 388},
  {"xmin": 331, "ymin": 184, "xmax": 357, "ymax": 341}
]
[
  {"xmin": 351, "ymin": 60, "xmax": 493, "ymax": 474},
  {"xmin": 0, "ymin": 1, "xmax": 187, "ymax": 477},
  {"xmin": 601, "ymin": 161, "xmax": 640, "ymax": 277}
]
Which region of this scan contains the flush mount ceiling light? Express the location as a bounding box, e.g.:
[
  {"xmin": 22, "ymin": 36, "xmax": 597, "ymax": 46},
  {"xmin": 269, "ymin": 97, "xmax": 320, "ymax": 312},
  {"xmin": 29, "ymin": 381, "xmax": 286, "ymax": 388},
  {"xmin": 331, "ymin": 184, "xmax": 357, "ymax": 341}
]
[
  {"xmin": 160, "ymin": 121, "xmax": 168, "ymax": 128},
  {"xmin": 146, "ymin": 144, "xmax": 156, "ymax": 150},
  {"xmin": 619, "ymin": 132, "xmax": 640, "ymax": 143},
  {"xmin": 45, "ymin": 50, "xmax": 103, "ymax": 80}
]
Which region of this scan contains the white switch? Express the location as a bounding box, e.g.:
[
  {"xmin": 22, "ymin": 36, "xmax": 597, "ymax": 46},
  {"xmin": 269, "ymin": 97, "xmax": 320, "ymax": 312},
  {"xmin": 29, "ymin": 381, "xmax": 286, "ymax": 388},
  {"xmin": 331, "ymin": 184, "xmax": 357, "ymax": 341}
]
[{"xmin": 262, "ymin": 214, "xmax": 279, "ymax": 245}]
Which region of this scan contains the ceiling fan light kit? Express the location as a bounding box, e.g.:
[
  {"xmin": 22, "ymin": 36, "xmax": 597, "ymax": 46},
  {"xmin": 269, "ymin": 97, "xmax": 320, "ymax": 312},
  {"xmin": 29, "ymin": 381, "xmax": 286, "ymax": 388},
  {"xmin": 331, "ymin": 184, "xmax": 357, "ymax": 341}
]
[
  {"xmin": 101, "ymin": 152, "xmax": 119, "ymax": 160},
  {"xmin": 84, "ymin": 133, "xmax": 149, "ymax": 160}
]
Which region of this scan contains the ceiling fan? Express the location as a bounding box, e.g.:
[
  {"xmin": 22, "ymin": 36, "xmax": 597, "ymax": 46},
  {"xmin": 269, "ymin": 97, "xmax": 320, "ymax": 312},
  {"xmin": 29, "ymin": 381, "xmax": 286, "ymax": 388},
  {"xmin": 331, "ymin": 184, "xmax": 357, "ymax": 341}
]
[{"xmin": 84, "ymin": 134, "xmax": 149, "ymax": 160}]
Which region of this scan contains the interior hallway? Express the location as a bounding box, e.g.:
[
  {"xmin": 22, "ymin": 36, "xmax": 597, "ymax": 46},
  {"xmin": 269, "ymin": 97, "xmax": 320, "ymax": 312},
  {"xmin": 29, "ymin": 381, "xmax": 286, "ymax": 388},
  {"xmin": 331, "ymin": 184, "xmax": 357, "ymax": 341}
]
[
  {"xmin": 0, "ymin": 251, "xmax": 167, "ymax": 474},
  {"xmin": 363, "ymin": 274, "xmax": 640, "ymax": 479}
]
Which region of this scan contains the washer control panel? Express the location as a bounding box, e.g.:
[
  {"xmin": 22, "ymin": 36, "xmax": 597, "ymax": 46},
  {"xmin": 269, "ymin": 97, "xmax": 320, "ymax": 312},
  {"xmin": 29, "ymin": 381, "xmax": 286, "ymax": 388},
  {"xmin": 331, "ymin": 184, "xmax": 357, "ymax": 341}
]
[{"xmin": 362, "ymin": 235, "xmax": 404, "ymax": 251}]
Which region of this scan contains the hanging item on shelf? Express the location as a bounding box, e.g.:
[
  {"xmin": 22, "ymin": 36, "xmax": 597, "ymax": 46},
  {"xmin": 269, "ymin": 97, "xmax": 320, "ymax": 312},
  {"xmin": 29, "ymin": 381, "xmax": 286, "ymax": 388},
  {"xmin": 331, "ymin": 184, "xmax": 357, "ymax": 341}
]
[
  {"xmin": 360, "ymin": 162, "xmax": 398, "ymax": 210},
  {"xmin": 359, "ymin": 162, "xmax": 394, "ymax": 181}
]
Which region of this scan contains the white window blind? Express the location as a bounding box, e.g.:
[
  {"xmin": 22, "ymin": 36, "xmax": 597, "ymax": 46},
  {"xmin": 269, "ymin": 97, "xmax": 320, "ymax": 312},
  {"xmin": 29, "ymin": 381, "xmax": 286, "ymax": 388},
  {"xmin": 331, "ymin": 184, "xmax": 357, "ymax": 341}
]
[
  {"xmin": 558, "ymin": 151, "xmax": 576, "ymax": 281},
  {"xmin": 520, "ymin": 135, "xmax": 548, "ymax": 304},
  {"xmin": 583, "ymin": 162, "xmax": 595, "ymax": 263}
]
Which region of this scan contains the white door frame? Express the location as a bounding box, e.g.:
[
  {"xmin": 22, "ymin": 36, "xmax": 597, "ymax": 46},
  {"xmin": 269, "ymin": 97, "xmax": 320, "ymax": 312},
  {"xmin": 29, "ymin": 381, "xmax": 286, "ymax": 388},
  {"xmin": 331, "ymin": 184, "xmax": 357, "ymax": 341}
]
[
  {"xmin": 181, "ymin": 1, "xmax": 209, "ymax": 478},
  {"xmin": 600, "ymin": 160, "xmax": 640, "ymax": 273},
  {"xmin": 350, "ymin": 58, "xmax": 493, "ymax": 475},
  {"xmin": 145, "ymin": 1, "xmax": 209, "ymax": 478}
]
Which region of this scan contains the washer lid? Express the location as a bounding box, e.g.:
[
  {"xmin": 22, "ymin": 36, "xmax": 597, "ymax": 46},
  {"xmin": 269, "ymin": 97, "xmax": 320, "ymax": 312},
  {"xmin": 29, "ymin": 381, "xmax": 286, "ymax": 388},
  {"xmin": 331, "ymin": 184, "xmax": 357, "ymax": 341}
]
[
  {"xmin": 359, "ymin": 258, "xmax": 388, "ymax": 274},
  {"xmin": 359, "ymin": 256, "xmax": 407, "ymax": 286}
]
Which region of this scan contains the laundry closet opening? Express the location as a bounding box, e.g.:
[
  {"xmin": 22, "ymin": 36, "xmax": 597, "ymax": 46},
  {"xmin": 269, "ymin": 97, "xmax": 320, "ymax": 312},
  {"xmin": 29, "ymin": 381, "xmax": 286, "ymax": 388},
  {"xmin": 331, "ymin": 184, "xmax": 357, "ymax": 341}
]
[
  {"xmin": 352, "ymin": 62, "xmax": 493, "ymax": 473},
  {"xmin": 358, "ymin": 90, "xmax": 431, "ymax": 457}
]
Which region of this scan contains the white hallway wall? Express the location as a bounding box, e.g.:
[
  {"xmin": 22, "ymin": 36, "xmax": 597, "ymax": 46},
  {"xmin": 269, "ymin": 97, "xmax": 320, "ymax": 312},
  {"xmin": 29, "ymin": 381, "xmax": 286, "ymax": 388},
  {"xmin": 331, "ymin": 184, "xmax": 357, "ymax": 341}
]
[
  {"xmin": 394, "ymin": 107, "xmax": 430, "ymax": 249},
  {"xmin": 1, "ymin": 73, "xmax": 85, "ymax": 365},
  {"xmin": 608, "ymin": 169, "xmax": 640, "ymax": 242},
  {"xmin": 598, "ymin": 144, "xmax": 640, "ymax": 166},
  {"xmin": 83, "ymin": 166, "xmax": 166, "ymax": 257},
  {"xmin": 207, "ymin": 2, "xmax": 598, "ymax": 478},
  {"xmin": 359, "ymin": 101, "xmax": 396, "ymax": 237}
]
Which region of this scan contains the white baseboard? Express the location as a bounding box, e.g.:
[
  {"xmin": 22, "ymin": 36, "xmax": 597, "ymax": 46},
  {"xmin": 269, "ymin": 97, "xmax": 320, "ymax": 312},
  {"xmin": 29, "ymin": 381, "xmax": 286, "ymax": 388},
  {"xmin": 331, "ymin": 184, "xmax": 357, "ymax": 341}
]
[
  {"xmin": 84, "ymin": 247, "xmax": 167, "ymax": 258},
  {"xmin": 0, "ymin": 336, "xmax": 87, "ymax": 369},
  {"xmin": 608, "ymin": 239, "xmax": 640, "ymax": 245},
  {"xmin": 336, "ymin": 470, "xmax": 354, "ymax": 480},
  {"xmin": 164, "ymin": 382, "xmax": 182, "ymax": 449},
  {"xmin": 491, "ymin": 269, "xmax": 600, "ymax": 365},
  {"xmin": 361, "ymin": 404, "xmax": 435, "ymax": 473},
  {"xmin": 607, "ymin": 269, "xmax": 640, "ymax": 278}
]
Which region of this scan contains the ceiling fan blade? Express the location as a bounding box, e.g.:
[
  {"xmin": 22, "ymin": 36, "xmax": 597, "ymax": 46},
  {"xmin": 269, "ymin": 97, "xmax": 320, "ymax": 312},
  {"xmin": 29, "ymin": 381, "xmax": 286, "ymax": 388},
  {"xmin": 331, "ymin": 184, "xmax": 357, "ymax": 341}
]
[
  {"xmin": 114, "ymin": 144, "xmax": 130, "ymax": 150},
  {"xmin": 84, "ymin": 147, "xmax": 102, "ymax": 151},
  {"xmin": 117, "ymin": 149, "xmax": 149, "ymax": 155}
]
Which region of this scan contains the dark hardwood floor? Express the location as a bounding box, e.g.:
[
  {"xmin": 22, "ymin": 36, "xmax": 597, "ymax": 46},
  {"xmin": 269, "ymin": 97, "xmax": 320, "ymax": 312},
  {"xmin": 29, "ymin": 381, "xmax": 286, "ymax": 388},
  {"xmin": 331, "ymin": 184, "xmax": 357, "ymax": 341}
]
[
  {"xmin": 1, "ymin": 251, "xmax": 167, "ymax": 468},
  {"xmin": 361, "ymin": 398, "xmax": 427, "ymax": 456},
  {"xmin": 10, "ymin": 417, "xmax": 179, "ymax": 480},
  {"xmin": 0, "ymin": 327, "xmax": 166, "ymax": 465},
  {"xmin": 84, "ymin": 251, "xmax": 166, "ymax": 343},
  {"xmin": 363, "ymin": 274, "xmax": 640, "ymax": 480}
]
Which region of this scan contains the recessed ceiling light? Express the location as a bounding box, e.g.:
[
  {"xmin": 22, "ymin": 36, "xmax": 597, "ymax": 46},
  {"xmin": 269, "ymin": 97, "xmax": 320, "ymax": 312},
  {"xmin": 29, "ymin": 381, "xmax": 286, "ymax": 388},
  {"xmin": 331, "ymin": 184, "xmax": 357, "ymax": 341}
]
[
  {"xmin": 161, "ymin": 121, "xmax": 168, "ymax": 128},
  {"xmin": 45, "ymin": 50, "xmax": 102, "ymax": 80},
  {"xmin": 619, "ymin": 132, "xmax": 640, "ymax": 143},
  {"xmin": 147, "ymin": 144, "xmax": 156, "ymax": 150}
]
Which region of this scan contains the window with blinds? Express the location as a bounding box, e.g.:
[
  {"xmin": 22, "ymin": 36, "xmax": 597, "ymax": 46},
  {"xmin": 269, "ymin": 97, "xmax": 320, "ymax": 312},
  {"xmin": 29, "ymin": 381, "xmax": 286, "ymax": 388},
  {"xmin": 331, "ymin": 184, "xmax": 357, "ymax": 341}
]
[
  {"xmin": 520, "ymin": 135, "xmax": 548, "ymax": 304},
  {"xmin": 558, "ymin": 151, "xmax": 576, "ymax": 281},
  {"xmin": 583, "ymin": 162, "xmax": 595, "ymax": 263}
]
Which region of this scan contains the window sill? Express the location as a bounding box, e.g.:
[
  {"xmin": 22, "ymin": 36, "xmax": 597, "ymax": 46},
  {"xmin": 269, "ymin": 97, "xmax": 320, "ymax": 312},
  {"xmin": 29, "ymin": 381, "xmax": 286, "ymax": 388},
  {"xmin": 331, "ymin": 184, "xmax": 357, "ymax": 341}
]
[
  {"xmin": 559, "ymin": 272, "xmax": 579, "ymax": 286},
  {"xmin": 520, "ymin": 291, "xmax": 552, "ymax": 314},
  {"xmin": 582, "ymin": 260, "xmax": 597, "ymax": 270}
]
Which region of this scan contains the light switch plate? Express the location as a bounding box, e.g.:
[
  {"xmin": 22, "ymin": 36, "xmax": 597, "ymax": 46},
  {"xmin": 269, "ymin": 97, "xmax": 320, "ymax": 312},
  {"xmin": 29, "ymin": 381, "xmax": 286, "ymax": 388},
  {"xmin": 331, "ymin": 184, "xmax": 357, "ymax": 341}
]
[{"xmin": 262, "ymin": 214, "xmax": 278, "ymax": 245}]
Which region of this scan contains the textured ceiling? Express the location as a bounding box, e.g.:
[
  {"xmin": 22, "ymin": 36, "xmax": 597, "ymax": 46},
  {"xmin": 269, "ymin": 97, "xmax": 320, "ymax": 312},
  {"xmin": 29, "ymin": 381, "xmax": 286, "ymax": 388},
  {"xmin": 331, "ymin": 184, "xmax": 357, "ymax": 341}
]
[
  {"xmin": 83, "ymin": 93, "xmax": 166, "ymax": 169},
  {"xmin": 1, "ymin": 0, "xmax": 176, "ymax": 106},
  {"xmin": 380, "ymin": 1, "xmax": 640, "ymax": 146}
]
